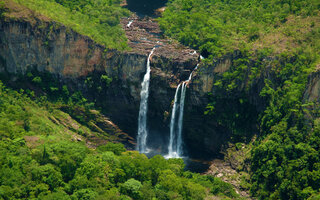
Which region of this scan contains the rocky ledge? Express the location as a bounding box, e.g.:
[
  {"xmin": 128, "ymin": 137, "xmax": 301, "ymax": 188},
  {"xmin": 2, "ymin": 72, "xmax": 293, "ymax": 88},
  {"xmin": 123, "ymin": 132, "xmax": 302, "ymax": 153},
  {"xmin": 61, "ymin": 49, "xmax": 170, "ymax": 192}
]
[{"xmin": 121, "ymin": 16, "xmax": 199, "ymax": 83}]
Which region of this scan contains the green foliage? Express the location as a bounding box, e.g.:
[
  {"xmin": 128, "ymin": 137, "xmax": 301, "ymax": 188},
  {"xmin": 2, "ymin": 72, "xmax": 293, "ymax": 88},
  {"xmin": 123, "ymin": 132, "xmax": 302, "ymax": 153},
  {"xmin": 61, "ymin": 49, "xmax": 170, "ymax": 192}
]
[
  {"xmin": 32, "ymin": 76, "xmax": 42, "ymax": 84},
  {"xmin": 156, "ymin": 170, "xmax": 207, "ymax": 200},
  {"xmin": 184, "ymin": 0, "xmax": 320, "ymax": 196},
  {"xmin": 204, "ymin": 39, "xmax": 320, "ymax": 199},
  {"xmin": 97, "ymin": 142, "xmax": 126, "ymax": 155},
  {"xmin": 120, "ymin": 178, "xmax": 142, "ymax": 199},
  {"xmin": 12, "ymin": 0, "xmax": 130, "ymax": 50},
  {"xmin": 247, "ymin": 52, "xmax": 320, "ymax": 199},
  {"xmin": 187, "ymin": 173, "xmax": 239, "ymax": 198},
  {"xmin": 101, "ymin": 74, "xmax": 113, "ymax": 87},
  {"xmin": 203, "ymin": 44, "xmax": 320, "ymax": 198},
  {"xmin": 41, "ymin": 190, "xmax": 71, "ymax": 200},
  {"xmin": 159, "ymin": 0, "xmax": 320, "ymax": 58},
  {"xmin": 0, "ymin": 1, "xmax": 5, "ymax": 18},
  {"xmin": 0, "ymin": 80, "xmax": 239, "ymax": 200}
]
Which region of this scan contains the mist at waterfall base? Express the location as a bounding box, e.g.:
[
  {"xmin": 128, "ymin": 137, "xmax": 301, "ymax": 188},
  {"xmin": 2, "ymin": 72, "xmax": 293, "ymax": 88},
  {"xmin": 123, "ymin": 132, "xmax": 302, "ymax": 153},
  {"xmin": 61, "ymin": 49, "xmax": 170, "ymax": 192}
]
[{"xmin": 142, "ymin": 121, "xmax": 210, "ymax": 173}]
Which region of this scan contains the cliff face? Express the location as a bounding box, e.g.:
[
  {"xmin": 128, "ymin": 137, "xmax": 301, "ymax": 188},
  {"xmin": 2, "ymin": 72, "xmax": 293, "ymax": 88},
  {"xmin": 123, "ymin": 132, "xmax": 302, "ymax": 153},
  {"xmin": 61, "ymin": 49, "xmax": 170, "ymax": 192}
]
[
  {"xmin": 185, "ymin": 54, "xmax": 239, "ymax": 157},
  {"xmin": 0, "ymin": 13, "xmax": 266, "ymax": 158},
  {"xmin": 2, "ymin": 12, "xmax": 301, "ymax": 158},
  {"xmin": 0, "ymin": 7, "xmax": 202, "ymax": 154},
  {"xmin": 7, "ymin": 3, "xmax": 317, "ymax": 158}
]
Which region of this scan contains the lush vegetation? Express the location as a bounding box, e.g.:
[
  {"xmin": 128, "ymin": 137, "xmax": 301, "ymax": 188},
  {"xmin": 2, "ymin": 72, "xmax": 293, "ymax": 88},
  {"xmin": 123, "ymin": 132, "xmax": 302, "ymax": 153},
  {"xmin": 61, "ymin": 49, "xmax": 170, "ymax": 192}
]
[
  {"xmin": 159, "ymin": 0, "xmax": 320, "ymax": 58},
  {"xmin": 0, "ymin": 80, "xmax": 241, "ymax": 200},
  {"xmin": 160, "ymin": 0, "xmax": 320, "ymax": 199},
  {"xmin": 2, "ymin": 0, "xmax": 320, "ymax": 199},
  {"xmin": 210, "ymin": 50, "xmax": 320, "ymax": 199},
  {"xmin": 9, "ymin": 0, "xmax": 129, "ymax": 50}
]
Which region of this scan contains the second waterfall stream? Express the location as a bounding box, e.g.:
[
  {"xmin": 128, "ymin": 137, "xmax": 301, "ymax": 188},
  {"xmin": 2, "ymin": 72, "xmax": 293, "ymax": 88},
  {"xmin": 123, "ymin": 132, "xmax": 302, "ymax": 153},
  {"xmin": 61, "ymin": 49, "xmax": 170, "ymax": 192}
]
[{"xmin": 166, "ymin": 64, "xmax": 198, "ymax": 158}]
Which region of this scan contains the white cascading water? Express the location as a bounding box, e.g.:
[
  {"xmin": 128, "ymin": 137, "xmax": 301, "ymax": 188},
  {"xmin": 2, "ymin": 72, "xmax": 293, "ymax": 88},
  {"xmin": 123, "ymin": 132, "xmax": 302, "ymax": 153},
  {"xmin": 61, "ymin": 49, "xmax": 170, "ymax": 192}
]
[
  {"xmin": 166, "ymin": 64, "xmax": 198, "ymax": 158},
  {"xmin": 137, "ymin": 47, "xmax": 156, "ymax": 153},
  {"xmin": 127, "ymin": 20, "xmax": 133, "ymax": 28},
  {"xmin": 176, "ymin": 82, "xmax": 187, "ymax": 156},
  {"xmin": 167, "ymin": 83, "xmax": 182, "ymax": 158}
]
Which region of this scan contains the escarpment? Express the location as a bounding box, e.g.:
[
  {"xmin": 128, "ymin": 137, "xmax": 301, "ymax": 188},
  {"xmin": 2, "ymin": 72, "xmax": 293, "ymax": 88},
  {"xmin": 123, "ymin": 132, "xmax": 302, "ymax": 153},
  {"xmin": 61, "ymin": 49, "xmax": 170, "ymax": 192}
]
[
  {"xmin": 0, "ymin": 6, "xmax": 207, "ymax": 156},
  {"xmin": 3, "ymin": 2, "xmax": 318, "ymax": 159}
]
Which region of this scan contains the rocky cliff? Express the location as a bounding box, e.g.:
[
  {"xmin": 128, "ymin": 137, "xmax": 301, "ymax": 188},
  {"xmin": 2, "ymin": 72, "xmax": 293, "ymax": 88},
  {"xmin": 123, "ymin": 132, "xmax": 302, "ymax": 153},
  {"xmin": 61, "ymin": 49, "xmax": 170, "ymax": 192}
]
[
  {"xmin": 0, "ymin": 3, "xmax": 204, "ymax": 155},
  {"xmin": 5, "ymin": 1, "xmax": 312, "ymax": 159}
]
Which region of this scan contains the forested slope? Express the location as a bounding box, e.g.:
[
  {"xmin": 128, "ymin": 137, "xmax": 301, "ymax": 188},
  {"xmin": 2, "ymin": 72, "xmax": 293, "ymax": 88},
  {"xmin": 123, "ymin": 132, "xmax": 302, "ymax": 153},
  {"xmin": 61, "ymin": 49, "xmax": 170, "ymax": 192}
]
[
  {"xmin": 160, "ymin": 0, "xmax": 320, "ymax": 199},
  {"xmin": 159, "ymin": 0, "xmax": 320, "ymax": 58},
  {"xmin": 0, "ymin": 79, "xmax": 240, "ymax": 199}
]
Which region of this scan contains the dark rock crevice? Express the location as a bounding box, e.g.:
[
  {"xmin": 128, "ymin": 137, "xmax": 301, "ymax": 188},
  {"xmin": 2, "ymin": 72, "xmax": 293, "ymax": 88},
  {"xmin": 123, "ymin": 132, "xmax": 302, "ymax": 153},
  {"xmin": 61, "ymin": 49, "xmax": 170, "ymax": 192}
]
[{"xmin": 125, "ymin": 0, "xmax": 168, "ymax": 16}]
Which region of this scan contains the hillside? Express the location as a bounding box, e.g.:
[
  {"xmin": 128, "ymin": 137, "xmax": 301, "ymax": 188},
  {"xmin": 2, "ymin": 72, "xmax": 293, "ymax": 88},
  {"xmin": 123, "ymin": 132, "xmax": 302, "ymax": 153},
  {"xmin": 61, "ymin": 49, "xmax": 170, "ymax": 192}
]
[
  {"xmin": 159, "ymin": 0, "xmax": 320, "ymax": 58},
  {"xmin": 0, "ymin": 80, "xmax": 239, "ymax": 199},
  {"xmin": 160, "ymin": 0, "xmax": 320, "ymax": 199}
]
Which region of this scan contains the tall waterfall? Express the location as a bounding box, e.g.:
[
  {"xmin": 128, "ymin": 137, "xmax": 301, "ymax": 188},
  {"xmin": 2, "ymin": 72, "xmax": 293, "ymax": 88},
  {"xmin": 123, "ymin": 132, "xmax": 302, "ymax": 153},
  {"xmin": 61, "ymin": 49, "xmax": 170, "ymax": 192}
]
[
  {"xmin": 167, "ymin": 84, "xmax": 182, "ymax": 158},
  {"xmin": 177, "ymin": 82, "xmax": 187, "ymax": 156},
  {"xmin": 166, "ymin": 64, "xmax": 198, "ymax": 158},
  {"xmin": 137, "ymin": 47, "xmax": 155, "ymax": 153}
]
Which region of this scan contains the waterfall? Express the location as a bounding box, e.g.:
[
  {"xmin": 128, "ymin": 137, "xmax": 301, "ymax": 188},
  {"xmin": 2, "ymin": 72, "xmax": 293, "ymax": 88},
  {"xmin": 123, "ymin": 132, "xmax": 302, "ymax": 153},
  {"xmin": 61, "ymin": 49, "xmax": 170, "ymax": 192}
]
[
  {"xmin": 166, "ymin": 64, "xmax": 198, "ymax": 158},
  {"xmin": 137, "ymin": 47, "xmax": 155, "ymax": 153},
  {"xmin": 167, "ymin": 83, "xmax": 182, "ymax": 158},
  {"xmin": 177, "ymin": 82, "xmax": 187, "ymax": 156},
  {"xmin": 127, "ymin": 20, "xmax": 133, "ymax": 28}
]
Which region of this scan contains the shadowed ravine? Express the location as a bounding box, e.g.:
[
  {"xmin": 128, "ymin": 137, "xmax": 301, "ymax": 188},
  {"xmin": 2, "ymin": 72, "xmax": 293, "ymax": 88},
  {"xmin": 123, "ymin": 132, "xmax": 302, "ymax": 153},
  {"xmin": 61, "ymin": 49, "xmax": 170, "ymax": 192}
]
[{"xmin": 126, "ymin": 0, "xmax": 168, "ymax": 16}]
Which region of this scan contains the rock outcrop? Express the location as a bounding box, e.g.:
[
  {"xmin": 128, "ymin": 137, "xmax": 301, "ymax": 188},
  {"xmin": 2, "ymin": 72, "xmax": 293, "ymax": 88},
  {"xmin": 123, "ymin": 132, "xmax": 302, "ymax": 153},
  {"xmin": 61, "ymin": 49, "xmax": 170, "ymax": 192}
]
[{"xmin": 304, "ymin": 69, "xmax": 320, "ymax": 102}]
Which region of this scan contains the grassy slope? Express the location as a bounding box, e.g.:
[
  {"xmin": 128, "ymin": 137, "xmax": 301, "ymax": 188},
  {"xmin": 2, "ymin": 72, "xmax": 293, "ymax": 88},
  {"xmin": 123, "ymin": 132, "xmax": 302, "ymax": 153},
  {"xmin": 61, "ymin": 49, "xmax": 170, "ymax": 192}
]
[
  {"xmin": 3, "ymin": 0, "xmax": 129, "ymax": 50},
  {"xmin": 0, "ymin": 81, "xmax": 124, "ymax": 147}
]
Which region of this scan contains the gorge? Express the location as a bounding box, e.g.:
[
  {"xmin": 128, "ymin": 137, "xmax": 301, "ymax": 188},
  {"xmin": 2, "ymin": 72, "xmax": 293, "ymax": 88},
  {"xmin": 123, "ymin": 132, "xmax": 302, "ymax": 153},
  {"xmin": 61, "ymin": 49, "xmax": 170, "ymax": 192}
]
[
  {"xmin": 2, "ymin": 1, "xmax": 318, "ymax": 161},
  {"xmin": 1, "ymin": 0, "xmax": 320, "ymax": 199},
  {"xmin": 0, "ymin": 4, "xmax": 212, "ymax": 159}
]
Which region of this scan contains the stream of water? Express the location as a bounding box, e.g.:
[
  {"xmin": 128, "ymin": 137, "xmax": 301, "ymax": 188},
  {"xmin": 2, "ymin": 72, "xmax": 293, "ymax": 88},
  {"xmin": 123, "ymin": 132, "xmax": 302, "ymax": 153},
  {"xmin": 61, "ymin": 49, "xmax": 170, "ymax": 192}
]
[
  {"xmin": 166, "ymin": 64, "xmax": 198, "ymax": 158},
  {"xmin": 137, "ymin": 47, "xmax": 155, "ymax": 153}
]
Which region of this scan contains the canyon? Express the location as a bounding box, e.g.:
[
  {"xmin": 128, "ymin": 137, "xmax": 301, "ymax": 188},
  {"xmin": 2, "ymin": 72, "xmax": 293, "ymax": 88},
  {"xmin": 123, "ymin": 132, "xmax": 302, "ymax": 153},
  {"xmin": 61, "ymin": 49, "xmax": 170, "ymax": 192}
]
[{"xmin": 1, "ymin": 2, "xmax": 320, "ymax": 160}]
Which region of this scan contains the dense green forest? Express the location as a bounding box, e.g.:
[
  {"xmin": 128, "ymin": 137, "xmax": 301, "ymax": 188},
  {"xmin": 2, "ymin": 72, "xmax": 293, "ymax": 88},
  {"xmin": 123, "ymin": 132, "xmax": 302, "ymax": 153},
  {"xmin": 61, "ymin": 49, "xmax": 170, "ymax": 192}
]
[
  {"xmin": 160, "ymin": 0, "xmax": 320, "ymax": 199},
  {"xmin": 0, "ymin": 80, "xmax": 240, "ymax": 200},
  {"xmin": 159, "ymin": 0, "xmax": 320, "ymax": 58}
]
